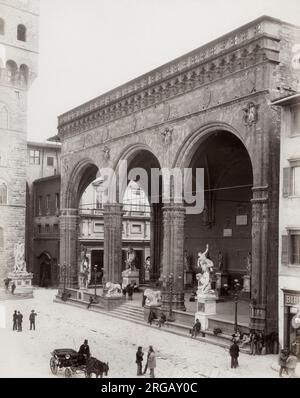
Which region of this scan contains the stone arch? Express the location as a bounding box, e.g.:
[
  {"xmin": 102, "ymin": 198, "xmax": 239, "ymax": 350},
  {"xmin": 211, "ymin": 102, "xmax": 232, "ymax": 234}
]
[
  {"xmin": 65, "ymin": 157, "xmax": 99, "ymax": 209},
  {"xmin": 173, "ymin": 122, "xmax": 253, "ymax": 170},
  {"xmin": 6, "ymin": 60, "xmax": 18, "ymax": 80}
]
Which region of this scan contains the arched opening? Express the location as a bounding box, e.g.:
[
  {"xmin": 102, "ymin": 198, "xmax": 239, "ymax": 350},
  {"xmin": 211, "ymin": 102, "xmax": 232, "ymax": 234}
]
[
  {"xmin": 0, "ymin": 19, "xmax": 4, "ymax": 35},
  {"xmin": 36, "ymin": 252, "xmax": 59, "ymax": 288},
  {"xmin": 6, "ymin": 60, "xmax": 17, "ymax": 81},
  {"xmin": 17, "ymin": 24, "xmax": 26, "ymax": 42},
  {"xmin": 20, "ymin": 64, "xmax": 29, "ymax": 84},
  {"xmin": 0, "ymin": 180, "xmax": 8, "ymax": 205},
  {"xmin": 118, "ymin": 148, "xmax": 163, "ymax": 286},
  {"xmin": 183, "ymin": 130, "xmax": 253, "ymax": 315}
]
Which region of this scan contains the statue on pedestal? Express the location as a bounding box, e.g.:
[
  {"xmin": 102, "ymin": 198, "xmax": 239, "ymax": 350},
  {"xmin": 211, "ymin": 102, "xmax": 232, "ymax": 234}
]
[
  {"xmin": 13, "ymin": 242, "xmax": 27, "ymax": 273},
  {"xmin": 125, "ymin": 247, "xmax": 136, "ymax": 271},
  {"xmin": 196, "ymin": 244, "xmax": 214, "ymax": 295},
  {"xmin": 79, "ymin": 246, "xmax": 89, "ymax": 289}
]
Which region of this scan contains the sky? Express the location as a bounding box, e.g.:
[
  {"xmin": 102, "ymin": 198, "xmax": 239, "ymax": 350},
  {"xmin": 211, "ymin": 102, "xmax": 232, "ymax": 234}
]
[{"xmin": 28, "ymin": 0, "xmax": 300, "ymax": 142}]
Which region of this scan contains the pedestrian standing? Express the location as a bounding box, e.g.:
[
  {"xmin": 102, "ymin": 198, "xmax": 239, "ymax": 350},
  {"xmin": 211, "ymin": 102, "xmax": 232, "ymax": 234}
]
[
  {"xmin": 12, "ymin": 310, "xmax": 18, "ymax": 331},
  {"xmin": 148, "ymin": 346, "xmax": 156, "ymax": 378},
  {"xmin": 29, "ymin": 310, "xmax": 37, "ymax": 330},
  {"xmin": 4, "ymin": 278, "xmax": 10, "ymax": 292},
  {"xmin": 11, "ymin": 282, "xmax": 16, "ymax": 295},
  {"xmin": 17, "ymin": 311, "xmax": 23, "ymax": 332},
  {"xmin": 136, "ymin": 346, "xmax": 144, "ymax": 376},
  {"xmin": 229, "ymin": 341, "xmax": 240, "ymax": 369},
  {"xmin": 278, "ymin": 348, "xmax": 289, "ymax": 377},
  {"xmin": 126, "ymin": 284, "xmax": 134, "ymax": 301}
]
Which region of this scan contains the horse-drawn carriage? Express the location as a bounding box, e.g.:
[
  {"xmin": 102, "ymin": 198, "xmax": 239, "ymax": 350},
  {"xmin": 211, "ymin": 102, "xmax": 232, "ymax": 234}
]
[{"xmin": 50, "ymin": 349, "xmax": 109, "ymax": 378}]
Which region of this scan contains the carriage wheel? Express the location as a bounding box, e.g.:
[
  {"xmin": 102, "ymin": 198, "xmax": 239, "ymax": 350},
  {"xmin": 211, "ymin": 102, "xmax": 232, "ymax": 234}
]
[
  {"xmin": 50, "ymin": 357, "xmax": 58, "ymax": 375},
  {"xmin": 65, "ymin": 368, "xmax": 72, "ymax": 378}
]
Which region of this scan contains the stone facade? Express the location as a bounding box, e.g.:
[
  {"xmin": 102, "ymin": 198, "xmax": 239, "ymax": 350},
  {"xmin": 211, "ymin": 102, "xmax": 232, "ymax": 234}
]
[
  {"xmin": 0, "ymin": 0, "xmax": 39, "ymax": 282},
  {"xmin": 58, "ymin": 16, "xmax": 300, "ymax": 333}
]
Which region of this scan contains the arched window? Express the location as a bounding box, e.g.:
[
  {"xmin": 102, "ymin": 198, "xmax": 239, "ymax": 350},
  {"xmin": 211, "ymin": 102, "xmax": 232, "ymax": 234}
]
[
  {"xmin": 0, "ymin": 181, "xmax": 7, "ymax": 205},
  {"xmin": 0, "ymin": 19, "xmax": 4, "ymax": 35},
  {"xmin": 6, "ymin": 60, "xmax": 17, "ymax": 80},
  {"xmin": 0, "ymin": 104, "xmax": 8, "ymax": 129},
  {"xmin": 17, "ymin": 24, "xmax": 26, "ymax": 42},
  {"xmin": 0, "ymin": 227, "xmax": 3, "ymax": 249},
  {"xmin": 20, "ymin": 64, "xmax": 29, "ymax": 84}
]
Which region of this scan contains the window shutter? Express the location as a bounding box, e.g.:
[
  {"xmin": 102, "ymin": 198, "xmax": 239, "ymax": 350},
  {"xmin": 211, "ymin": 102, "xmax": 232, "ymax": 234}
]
[
  {"xmin": 281, "ymin": 235, "xmax": 289, "ymax": 265},
  {"xmin": 282, "ymin": 168, "xmax": 291, "ymax": 198}
]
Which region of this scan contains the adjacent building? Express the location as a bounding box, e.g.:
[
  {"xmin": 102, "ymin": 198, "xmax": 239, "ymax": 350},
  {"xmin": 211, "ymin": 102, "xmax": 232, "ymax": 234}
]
[{"xmin": 274, "ymin": 93, "xmax": 300, "ymax": 359}]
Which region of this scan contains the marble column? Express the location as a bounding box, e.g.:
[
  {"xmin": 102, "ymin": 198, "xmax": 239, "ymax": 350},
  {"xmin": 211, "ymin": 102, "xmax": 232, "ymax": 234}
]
[
  {"xmin": 59, "ymin": 208, "xmax": 80, "ymax": 289},
  {"xmin": 103, "ymin": 203, "xmax": 123, "ymax": 284},
  {"xmin": 150, "ymin": 203, "xmax": 163, "ymax": 281},
  {"xmin": 250, "ymin": 186, "xmax": 269, "ymax": 332},
  {"xmin": 161, "ymin": 203, "xmax": 186, "ymax": 311}
]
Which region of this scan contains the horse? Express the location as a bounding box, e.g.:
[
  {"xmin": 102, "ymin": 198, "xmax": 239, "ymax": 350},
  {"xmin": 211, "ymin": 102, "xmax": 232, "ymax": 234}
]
[{"xmin": 85, "ymin": 357, "xmax": 109, "ymax": 378}]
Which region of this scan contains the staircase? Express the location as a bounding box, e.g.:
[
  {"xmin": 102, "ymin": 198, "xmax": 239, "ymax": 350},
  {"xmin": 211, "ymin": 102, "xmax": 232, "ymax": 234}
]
[{"xmin": 110, "ymin": 301, "xmax": 145, "ymax": 323}]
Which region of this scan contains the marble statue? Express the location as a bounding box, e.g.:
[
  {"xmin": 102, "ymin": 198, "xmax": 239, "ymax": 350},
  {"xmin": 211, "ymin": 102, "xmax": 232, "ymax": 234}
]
[
  {"xmin": 105, "ymin": 282, "xmax": 122, "ymax": 297},
  {"xmin": 79, "ymin": 246, "xmax": 90, "ymax": 289},
  {"xmin": 125, "ymin": 247, "xmax": 136, "ymax": 271},
  {"xmin": 246, "ymin": 252, "xmax": 252, "ymax": 276},
  {"xmin": 13, "ymin": 242, "xmax": 27, "ymax": 273},
  {"xmin": 196, "ymin": 244, "xmax": 214, "ymax": 294},
  {"xmin": 144, "ymin": 289, "xmax": 161, "ymax": 307}
]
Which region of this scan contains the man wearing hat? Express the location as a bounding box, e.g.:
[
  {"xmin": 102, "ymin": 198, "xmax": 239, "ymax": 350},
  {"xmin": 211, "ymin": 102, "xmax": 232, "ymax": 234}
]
[
  {"xmin": 78, "ymin": 339, "xmax": 91, "ymax": 365},
  {"xmin": 29, "ymin": 310, "xmax": 37, "ymax": 331}
]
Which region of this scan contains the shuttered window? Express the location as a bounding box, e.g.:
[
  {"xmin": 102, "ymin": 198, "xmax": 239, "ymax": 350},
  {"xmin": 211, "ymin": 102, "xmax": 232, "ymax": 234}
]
[{"xmin": 281, "ymin": 235, "xmax": 289, "ymax": 265}]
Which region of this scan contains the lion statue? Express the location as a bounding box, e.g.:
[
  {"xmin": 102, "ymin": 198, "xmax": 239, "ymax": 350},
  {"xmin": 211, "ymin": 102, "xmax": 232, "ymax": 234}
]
[
  {"xmin": 105, "ymin": 282, "xmax": 122, "ymax": 297},
  {"xmin": 144, "ymin": 289, "xmax": 161, "ymax": 307}
]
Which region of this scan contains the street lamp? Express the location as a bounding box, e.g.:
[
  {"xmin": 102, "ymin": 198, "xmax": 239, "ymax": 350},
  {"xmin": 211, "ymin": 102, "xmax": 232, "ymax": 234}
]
[{"xmin": 233, "ymin": 279, "xmax": 241, "ymax": 333}]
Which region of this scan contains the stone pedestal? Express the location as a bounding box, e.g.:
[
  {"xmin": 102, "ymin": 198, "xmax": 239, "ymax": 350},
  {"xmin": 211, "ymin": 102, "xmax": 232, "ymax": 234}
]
[
  {"xmin": 8, "ymin": 272, "xmax": 33, "ymax": 298},
  {"xmin": 195, "ymin": 292, "xmax": 217, "ymax": 331},
  {"xmin": 242, "ymin": 274, "xmax": 251, "ymax": 292},
  {"xmin": 184, "ymin": 271, "xmax": 193, "ymax": 286},
  {"xmin": 215, "ymin": 272, "xmax": 228, "ymax": 296},
  {"xmin": 122, "ymin": 270, "xmax": 140, "ymax": 289},
  {"xmin": 145, "ymin": 270, "xmax": 150, "ymax": 282}
]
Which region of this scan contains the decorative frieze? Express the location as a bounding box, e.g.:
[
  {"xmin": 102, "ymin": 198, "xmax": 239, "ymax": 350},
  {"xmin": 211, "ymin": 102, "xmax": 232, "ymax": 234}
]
[{"xmin": 58, "ymin": 32, "xmax": 280, "ymax": 137}]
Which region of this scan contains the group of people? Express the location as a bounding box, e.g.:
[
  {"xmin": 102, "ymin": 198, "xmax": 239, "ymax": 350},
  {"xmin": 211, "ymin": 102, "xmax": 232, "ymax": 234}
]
[
  {"xmin": 278, "ymin": 348, "xmax": 298, "ymax": 378},
  {"xmin": 12, "ymin": 310, "xmax": 37, "ymax": 332},
  {"xmin": 136, "ymin": 345, "xmax": 156, "ymax": 378},
  {"xmin": 122, "ymin": 283, "xmax": 136, "ymax": 301},
  {"xmin": 147, "ymin": 309, "xmax": 167, "ymax": 328},
  {"xmin": 4, "ymin": 278, "xmax": 16, "ymax": 295},
  {"xmin": 231, "ymin": 329, "xmax": 268, "ymax": 355}
]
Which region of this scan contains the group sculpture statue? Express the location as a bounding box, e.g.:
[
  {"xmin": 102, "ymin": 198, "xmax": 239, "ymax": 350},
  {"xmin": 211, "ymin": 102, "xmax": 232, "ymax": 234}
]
[
  {"xmin": 105, "ymin": 282, "xmax": 123, "ymax": 298},
  {"xmin": 144, "ymin": 289, "xmax": 161, "ymax": 307},
  {"xmin": 13, "ymin": 242, "xmax": 27, "ymax": 274},
  {"xmin": 196, "ymin": 244, "xmax": 215, "ymax": 295}
]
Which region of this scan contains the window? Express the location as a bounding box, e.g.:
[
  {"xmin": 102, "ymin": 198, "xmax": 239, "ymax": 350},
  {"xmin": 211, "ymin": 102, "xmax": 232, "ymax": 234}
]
[
  {"xmin": 0, "ymin": 227, "xmax": 3, "ymax": 248},
  {"xmin": 46, "ymin": 195, "xmax": 50, "ymax": 214},
  {"xmin": 283, "ymin": 160, "xmax": 300, "ymax": 197},
  {"xmin": 55, "ymin": 193, "xmax": 60, "ymax": 211},
  {"xmin": 282, "ymin": 231, "xmax": 300, "ymax": 267},
  {"xmin": 29, "ymin": 150, "xmax": 40, "ymax": 165},
  {"xmin": 47, "ymin": 156, "xmax": 54, "ymax": 166},
  {"xmin": 131, "ymin": 224, "xmax": 142, "ymax": 234},
  {"xmin": 0, "ymin": 19, "xmax": 4, "ymax": 35},
  {"xmin": 291, "ymin": 105, "xmax": 300, "ymax": 136},
  {"xmin": 17, "ymin": 24, "xmax": 26, "ymax": 42},
  {"xmin": 45, "ymin": 224, "xmax": 50, "ymax": 233},
  {"xmin": 37, "ymin": 224, "xmax": 42, "ymax": 234},
  {"xmin": 38, "ymin": 196, "xmax": 42, "ymax": 215},
  {"xmin": 291, "ymin": 234, "xmax": 300, "ymax": 265},
  {"xmin": 94, "ymin": 223, "xmax": 104, "ymax": 233},
  {"xmin": 53, "ymin": 224, "xmax": 59, "ymax": 233},
  {"xmin": 0, "ymin": 181, "xmax": 7, "ymax": 205}
]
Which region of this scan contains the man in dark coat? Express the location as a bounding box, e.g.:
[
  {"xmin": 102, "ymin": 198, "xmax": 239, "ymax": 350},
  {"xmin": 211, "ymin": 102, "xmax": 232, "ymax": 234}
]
[
  {"xmin": 78, "ymin": 339, "xmax": 91, "ymax": 365},
  {"xmin": 11, "ymin": 282, "xmax": 16, "ymax": 295},
  {"xmin": 13, "ymin": 310, "xmax": 18, "ymax": 331},
  {"xmin": 17, "ymin": 311, "xmax": 23, "ymax": 332},
  {"xmin": 126, "ymin": 284, "xmax": 134, "ymax": 301},
  {"xmin": 29, "ymin": 310, "xmax": 37, "ymax": 330},
  {"xmin": 229, "ymin": 341, "xmax": 240, "ymax": 368},
  {"xmin": 136, "ymin": 346, "xmax": 144, "ymax": 376}
]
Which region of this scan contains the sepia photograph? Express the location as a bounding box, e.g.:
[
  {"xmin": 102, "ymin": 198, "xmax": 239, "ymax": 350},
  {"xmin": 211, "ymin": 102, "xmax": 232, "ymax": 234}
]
[{"xmin": 0, "ymin": 0, "xmax": 300, "ymax": 384}]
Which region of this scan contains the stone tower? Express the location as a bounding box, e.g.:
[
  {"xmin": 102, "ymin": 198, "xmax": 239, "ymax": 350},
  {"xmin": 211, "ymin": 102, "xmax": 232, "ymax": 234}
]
[{"xmin": 0, "ymin": 0, "xmax": 39, "ymax": 281}]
